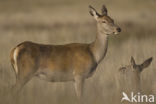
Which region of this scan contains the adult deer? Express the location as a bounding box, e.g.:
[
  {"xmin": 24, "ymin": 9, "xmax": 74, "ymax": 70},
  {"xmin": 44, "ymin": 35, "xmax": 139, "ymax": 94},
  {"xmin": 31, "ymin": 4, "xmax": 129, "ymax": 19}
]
[
  {"xmin": 116, "ymin": 57, "xmax": 153, "ymax": 92},
  {"xmin": 10, "ymin": 5, "xmax": 121, "ymax": 103}
]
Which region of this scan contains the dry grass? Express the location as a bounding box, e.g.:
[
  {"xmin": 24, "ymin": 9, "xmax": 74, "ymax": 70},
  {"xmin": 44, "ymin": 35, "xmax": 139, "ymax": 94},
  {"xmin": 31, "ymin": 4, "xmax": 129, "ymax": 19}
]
[{"xmin": 0, "ymin": 0, "xmax": 156, "ymax": 104}]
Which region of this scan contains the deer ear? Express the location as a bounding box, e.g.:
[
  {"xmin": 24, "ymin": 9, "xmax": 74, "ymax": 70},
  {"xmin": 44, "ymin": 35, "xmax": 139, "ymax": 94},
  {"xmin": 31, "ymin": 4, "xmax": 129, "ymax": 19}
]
[
  {"xmin": 140, "ymin": 57, "xmax": 153, "ymax": 70},
  {"xmin": 101, "ymin": 5, "xmax": 107, "ymax": 15},
  {"xmin": 131, "ymin": 56, "xmax": 136, "ymax": 66},
  {"xmin": 89, "ymin": 5, "xmax": 100, "ymax": 20}
]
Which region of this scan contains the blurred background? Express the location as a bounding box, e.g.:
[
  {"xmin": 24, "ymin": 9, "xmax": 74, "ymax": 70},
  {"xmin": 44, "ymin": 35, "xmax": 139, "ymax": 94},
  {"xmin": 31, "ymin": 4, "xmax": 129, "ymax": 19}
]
[{"xmin": 0, "ymin": 0, "xmax": 156, "ymax": 104}]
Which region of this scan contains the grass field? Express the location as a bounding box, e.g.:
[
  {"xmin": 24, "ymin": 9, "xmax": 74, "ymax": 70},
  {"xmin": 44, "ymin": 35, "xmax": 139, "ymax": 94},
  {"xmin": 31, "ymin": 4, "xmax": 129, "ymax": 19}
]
[{"xmin": 0, "ymin": 0, "xmax": 156, "ymax": 104}]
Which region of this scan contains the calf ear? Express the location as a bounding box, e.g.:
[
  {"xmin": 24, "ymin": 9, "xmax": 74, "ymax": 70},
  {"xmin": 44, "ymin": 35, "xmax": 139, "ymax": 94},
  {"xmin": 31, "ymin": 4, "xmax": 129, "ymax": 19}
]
[
  {"xmin": 89, "ymin": 5, "xmax": 100, "ymax": 20},
  {"xmin": 140, "ymin": 57, "xmax": 153, "ymax": 70},
  {"xmin": 131, "ymin": 56, "xmax": 136, "ymax": 66}
]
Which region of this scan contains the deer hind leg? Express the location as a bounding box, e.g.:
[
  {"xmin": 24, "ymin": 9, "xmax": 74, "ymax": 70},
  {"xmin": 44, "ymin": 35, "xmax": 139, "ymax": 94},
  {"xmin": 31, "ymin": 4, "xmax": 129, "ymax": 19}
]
[
  {"xmin": 74, "ymin": 75, "xmax": 85, "ymax": 104},
  {"xmin": 8, "ymin": 59, "xmax": 38, "ymax": 104},
  {"xmin": 12, "ymin": 58, "xmax": 39, "ymax": 94},
  {"xmin": 12, "ymin": 70, "xmax": 35, "ymax": 94}
]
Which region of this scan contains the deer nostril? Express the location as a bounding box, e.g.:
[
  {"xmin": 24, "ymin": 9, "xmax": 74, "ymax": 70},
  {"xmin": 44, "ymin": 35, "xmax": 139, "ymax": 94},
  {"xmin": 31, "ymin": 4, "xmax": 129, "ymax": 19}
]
[{"xmin": 117, "ymin": 27, "xmax": 121, "ymax": 32}]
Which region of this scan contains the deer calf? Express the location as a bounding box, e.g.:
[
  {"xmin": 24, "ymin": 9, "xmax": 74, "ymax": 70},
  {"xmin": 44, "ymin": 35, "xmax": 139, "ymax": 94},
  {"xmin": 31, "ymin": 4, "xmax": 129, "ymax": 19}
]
[{"xmin": 116, "ymin": 57, "xmax": 153, "ymax": 92}]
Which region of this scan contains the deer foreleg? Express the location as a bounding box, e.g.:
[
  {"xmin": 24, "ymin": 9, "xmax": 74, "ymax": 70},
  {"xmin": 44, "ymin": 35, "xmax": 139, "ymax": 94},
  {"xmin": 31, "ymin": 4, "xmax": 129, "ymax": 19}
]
[{"xmin": 74, "ymin": 75, "xmax": 85, "ymax": 104}]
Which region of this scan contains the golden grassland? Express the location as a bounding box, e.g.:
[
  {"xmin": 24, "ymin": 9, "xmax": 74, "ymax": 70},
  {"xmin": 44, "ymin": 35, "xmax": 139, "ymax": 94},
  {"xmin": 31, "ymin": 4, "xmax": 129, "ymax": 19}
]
[{"xmin": 0, "ymin": 0, "xmax": 156, "ymax": 104}]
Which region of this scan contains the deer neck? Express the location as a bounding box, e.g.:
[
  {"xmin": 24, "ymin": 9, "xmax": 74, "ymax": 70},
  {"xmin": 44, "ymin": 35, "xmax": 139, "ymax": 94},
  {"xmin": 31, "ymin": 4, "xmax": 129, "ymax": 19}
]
[{"xmin": 90, "ymin": 25, "xmax": 108, "ymax": 64}]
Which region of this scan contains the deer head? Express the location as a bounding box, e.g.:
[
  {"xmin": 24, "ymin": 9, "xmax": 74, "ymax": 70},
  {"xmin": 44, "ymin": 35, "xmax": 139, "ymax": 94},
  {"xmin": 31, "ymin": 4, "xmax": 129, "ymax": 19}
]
[
  {"xmin": 120, "ymin": 57, "xmax": 153, "ymax": 75},
  {"xmin": 119, "ymin": 57, "xmax": 153, "ymax": 90},
  {"xmin": 89, "ymin": 5, "xmax": 121, "ymax": 35}
]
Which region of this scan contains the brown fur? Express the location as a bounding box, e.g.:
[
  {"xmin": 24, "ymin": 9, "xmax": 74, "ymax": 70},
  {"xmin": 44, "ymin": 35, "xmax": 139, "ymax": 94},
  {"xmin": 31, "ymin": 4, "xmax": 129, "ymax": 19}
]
[{"xmin": 10, "ymin": 41, "xmax": 97, "ymax": 83}]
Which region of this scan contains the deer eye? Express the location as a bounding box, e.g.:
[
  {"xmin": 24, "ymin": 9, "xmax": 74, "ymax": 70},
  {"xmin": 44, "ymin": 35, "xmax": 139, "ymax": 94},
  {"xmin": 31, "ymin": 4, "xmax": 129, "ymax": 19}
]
[{"xmin": 102, "ymin": 21, "xmax": 106, "ymax": 23}]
